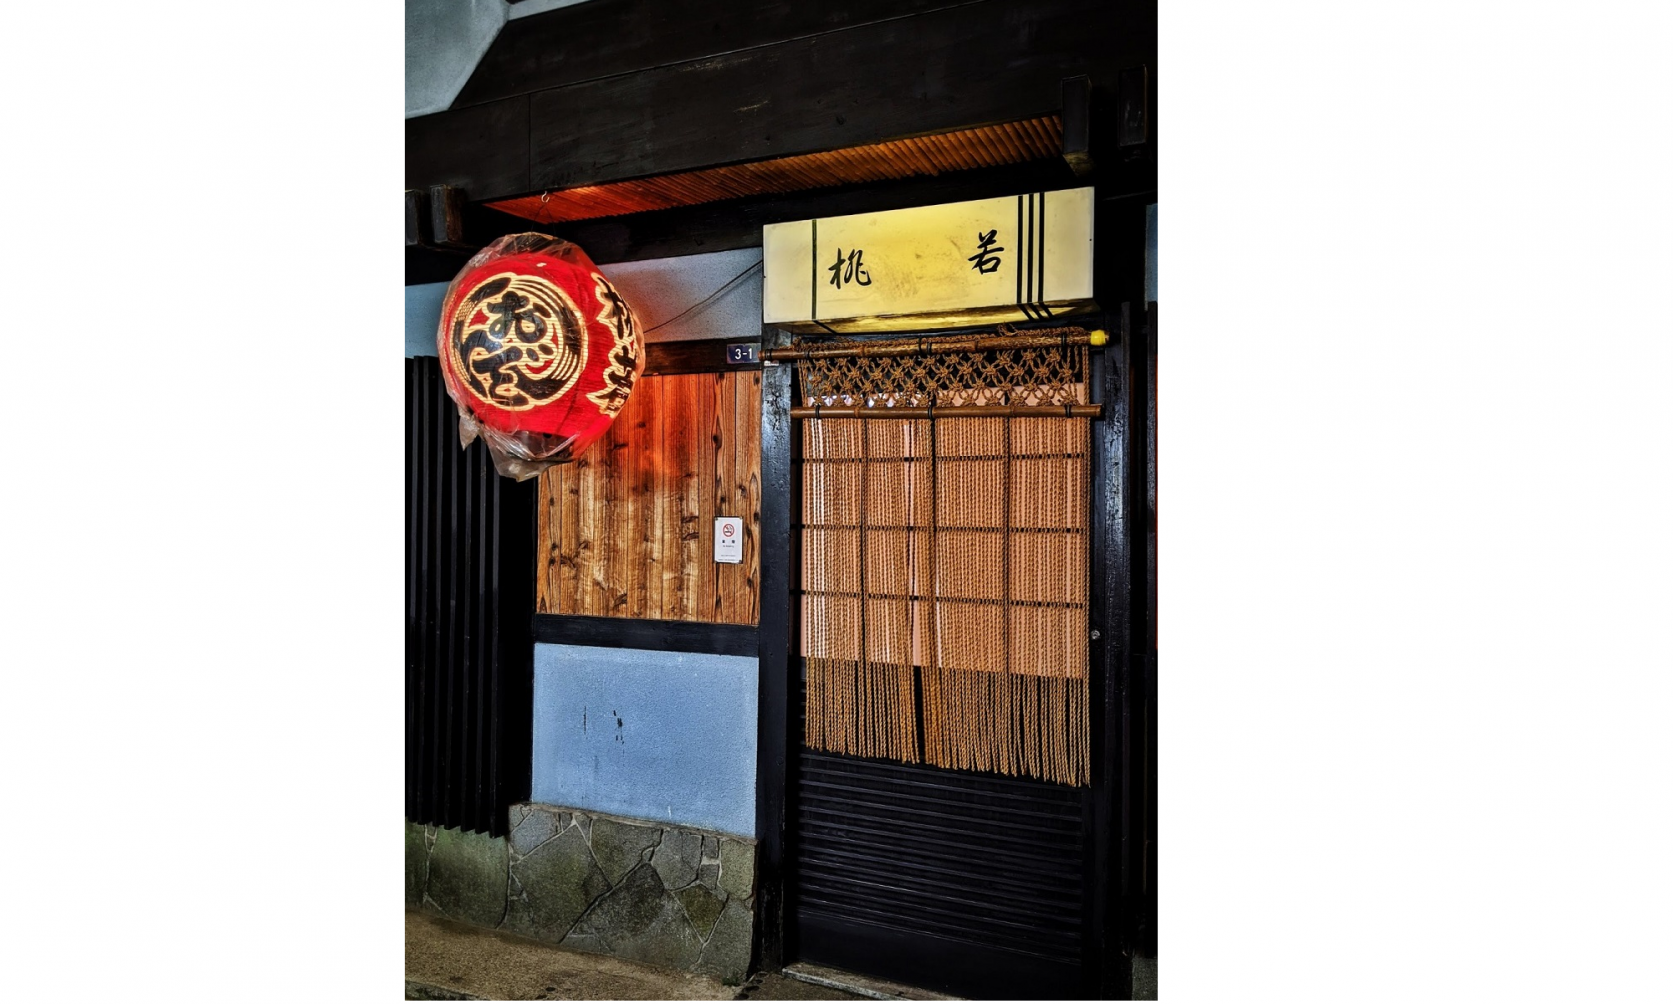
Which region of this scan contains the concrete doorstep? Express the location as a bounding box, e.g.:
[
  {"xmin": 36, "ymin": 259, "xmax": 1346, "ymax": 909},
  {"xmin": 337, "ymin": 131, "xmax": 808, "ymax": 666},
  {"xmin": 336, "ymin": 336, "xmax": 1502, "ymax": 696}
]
[{"xmin": 407, "ymin": 909, "xmax": 866, "ymax": 1002}]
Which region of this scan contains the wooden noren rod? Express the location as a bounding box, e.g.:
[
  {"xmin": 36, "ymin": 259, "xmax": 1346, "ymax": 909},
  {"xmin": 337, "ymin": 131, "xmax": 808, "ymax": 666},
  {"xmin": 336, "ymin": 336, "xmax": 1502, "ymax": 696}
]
[
  {"xmin": 790, "ymin": 403, "xmax": 1103, "ymax": 419},
  {"xmin": 761, "ymin": 326, "xmax": 1107, "ymax": 361}
]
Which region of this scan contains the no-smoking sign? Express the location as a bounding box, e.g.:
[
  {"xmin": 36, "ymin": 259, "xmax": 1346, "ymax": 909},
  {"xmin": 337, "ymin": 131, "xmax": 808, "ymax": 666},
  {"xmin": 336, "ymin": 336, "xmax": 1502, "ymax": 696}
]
[{"xmin": 714, "ymin": 517, "xmax": 744, "ymax": 564}]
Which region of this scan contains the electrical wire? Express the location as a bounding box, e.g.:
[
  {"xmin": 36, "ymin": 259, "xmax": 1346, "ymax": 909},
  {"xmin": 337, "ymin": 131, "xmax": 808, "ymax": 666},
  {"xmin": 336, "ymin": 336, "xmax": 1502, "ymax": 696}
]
[{"xmin": 640, "ymin": 259, "xmax": 764, "ymax": 334}]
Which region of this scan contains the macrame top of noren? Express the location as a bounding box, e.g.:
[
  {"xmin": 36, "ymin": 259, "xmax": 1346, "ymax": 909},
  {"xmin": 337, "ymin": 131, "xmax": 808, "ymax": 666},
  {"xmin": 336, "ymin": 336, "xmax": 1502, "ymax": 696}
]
[{"xmin": 796, "ymin": 329, "xmax": 1090, "ymax": 411}]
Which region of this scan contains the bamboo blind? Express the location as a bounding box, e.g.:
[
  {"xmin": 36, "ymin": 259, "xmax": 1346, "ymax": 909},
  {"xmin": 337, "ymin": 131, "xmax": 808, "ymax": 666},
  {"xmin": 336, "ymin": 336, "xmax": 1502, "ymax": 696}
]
[{"xmin": 800, "ymin": 335, "xmax": 1091, "ymax": 785}]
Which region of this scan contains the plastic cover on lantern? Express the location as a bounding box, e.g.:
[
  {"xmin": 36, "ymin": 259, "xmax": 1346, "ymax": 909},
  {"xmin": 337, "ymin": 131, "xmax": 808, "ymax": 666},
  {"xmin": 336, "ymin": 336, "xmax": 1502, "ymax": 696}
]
[{"xmin": 435, "ymin": 233, "xmax": 645, "ymax": 481}]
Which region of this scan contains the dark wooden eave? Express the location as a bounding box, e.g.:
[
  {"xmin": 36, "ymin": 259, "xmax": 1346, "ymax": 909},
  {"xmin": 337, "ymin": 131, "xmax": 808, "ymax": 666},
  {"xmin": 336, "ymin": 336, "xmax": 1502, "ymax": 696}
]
[
  {"xmin": 406, "ymin": 0, "xmax": 1149, "ymax": 206},
  {"xmin": 488, "ymin": 115, "xmax": 1064, "ymax": 224}
]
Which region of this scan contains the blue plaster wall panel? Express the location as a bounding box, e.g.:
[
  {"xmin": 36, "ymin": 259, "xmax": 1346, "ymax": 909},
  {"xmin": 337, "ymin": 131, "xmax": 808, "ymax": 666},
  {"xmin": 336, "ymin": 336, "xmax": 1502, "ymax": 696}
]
[
  {"xmin": 532, "ymin": 644, "xmax": 758, "ymax": 837},
  {"xmin": 406, "ymin": 282, "xmax": 448, "ymax": 357}
]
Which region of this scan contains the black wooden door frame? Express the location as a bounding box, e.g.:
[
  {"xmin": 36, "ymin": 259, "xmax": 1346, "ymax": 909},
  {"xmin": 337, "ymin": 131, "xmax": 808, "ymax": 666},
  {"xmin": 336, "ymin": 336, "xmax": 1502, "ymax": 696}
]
[
  {"xmin": 756, "ymin": 325, "xmax": 799, "ymax": 975},
  {"xmin": 752, "ymin": 295, "xmax": 1149, "ymax": 996}
]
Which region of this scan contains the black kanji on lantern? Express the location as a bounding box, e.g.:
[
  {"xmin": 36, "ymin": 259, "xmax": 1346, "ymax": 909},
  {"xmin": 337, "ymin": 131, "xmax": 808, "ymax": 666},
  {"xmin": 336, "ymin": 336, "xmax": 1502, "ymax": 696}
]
[{"xmin": 588, "ymin": 275, "xmax": 641, "ymax": 415}]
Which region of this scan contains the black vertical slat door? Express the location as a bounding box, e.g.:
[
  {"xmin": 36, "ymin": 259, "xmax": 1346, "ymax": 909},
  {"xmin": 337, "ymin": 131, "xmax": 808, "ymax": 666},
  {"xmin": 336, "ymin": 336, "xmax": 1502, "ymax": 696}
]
[
  {"xmin": 790, "ymin": 711, "xmax": 1092, "ymax": 1001},
  {"xmin": 405, "ymin": 356, "xmax": 534, "ymax": 837}
]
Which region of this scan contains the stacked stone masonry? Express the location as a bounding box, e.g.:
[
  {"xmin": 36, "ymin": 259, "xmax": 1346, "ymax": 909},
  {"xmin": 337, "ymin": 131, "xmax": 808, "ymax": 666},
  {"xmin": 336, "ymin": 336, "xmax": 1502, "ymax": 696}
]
[{"xmin": 407, "ymin": 804, "xmax": 757, "ymax": 983}]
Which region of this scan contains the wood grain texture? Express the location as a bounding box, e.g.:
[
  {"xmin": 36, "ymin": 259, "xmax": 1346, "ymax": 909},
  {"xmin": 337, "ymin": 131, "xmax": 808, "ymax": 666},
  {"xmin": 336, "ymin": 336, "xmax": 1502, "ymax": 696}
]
[
  {"xmin": 467, "ymin": 158, "xmax": 1081, "ymax": 272},
  {"xmin": 709, "ymin": 372, "xmax": 737, "ymax": 623},
  {"xmin": 604, "ymin": 392, "xmax": 634, "ymax": 615},
  {"xmin": 536, "ymin": 466, "xmax": 557, "ymax": 613},
  {"xmin": 627, "ymin": 377, "xmax": 658, "ymax": 619},
  {"xmin": 488, "ymin": 117, "xmax": 1063, "ymax": 224},
  {"xmin": 405, "ymin": 95, "xmax": 530, "ymax": 196},
  {"xmin": 407, "ymin": 0, "xmax": 1138, "ymax": 205},
  {"xmin": 577, "ymin": 422, "xmax": 605, "ymax": 614},
  {"xmin": 678, "ymin": 376, "xmax": 711, "ymax": 620},
  {"xmin": 456, "ymin": 0, "xmax": 976, "ymax": 108},
  {"xmin": 521, "ymin": 7, "xmax": 1094, "ymax": 193},
  {"xmin": 536, "ymin": 371, "xmax": 762, "ymax": 626},
  {"xmin": 660, "ymin": 377, "xmax": 690, "ymax": 619},
  {"xmin": 645, "ymin": 339, "xmax": 763, "ymax": 377},
  {"xmin": 735, "ymin": 371, "xmax": 763, "ymax": 626}
]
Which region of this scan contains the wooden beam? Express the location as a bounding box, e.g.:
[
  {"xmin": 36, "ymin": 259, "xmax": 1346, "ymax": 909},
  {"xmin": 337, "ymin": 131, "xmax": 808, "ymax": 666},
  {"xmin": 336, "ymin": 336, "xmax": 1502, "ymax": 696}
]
[
  {"xmin": 428, "ymin": 185, "xmax": 472, "ymax": 250},
  {"xmin": 407, "ymin": 0, "xmax": 1138, "ymax": 204},
  {"xmin": 457, "ymin": 0, "xmax": 974, "ymax": 108},
  {"xmin": 405, "ymin": 189, "xmax": 429, "ymax": 247},
  {"xmin": 788, "ymin": 404, "xmax": 1103, "ymax": 419},
  {"xmin": 525, "ymin": 1, "xmax": 1109, "ymax": 194},
  {"xmin": 762, "ymin": 328, "xmax": 1104, "ymax": 361},
  {"xmin": 531, "ymin": 613, "xmax": 757, "ymax": 657},
  {"xmin": 406, "ymin": 245, "xmax": 474, "ymax": 286},
  {"xmin": 753, "ymin": 325, "xmax": 797, "ymax": 973},
  {"xmin": 489, "ymin": 117, "xmax": 1062, "ymax": 224},
  {"xmin": 406, "ymin": 95, "xmax": 530, "ymax": 196},
  {"xmin": 1118, "ymin": 66, "xmax": 1148, "ymax": 148},
  {"xmin": 645, "ymin": 339, "xmax": 763, "ymax": 377}
]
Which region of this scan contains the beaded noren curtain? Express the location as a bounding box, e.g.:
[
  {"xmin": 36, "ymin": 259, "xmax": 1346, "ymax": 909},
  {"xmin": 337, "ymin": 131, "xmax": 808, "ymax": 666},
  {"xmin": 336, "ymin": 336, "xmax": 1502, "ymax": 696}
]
[{"xmin": 800, "ymin": 333, "xmax": 1090, "ymax": 786}]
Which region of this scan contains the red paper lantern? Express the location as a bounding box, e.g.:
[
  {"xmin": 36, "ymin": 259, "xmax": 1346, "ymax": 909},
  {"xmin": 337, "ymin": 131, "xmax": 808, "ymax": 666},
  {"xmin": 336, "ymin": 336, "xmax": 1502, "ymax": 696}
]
[{"xmin": 436, "ymin": 233, "xmax": 644, "ymax": 479}]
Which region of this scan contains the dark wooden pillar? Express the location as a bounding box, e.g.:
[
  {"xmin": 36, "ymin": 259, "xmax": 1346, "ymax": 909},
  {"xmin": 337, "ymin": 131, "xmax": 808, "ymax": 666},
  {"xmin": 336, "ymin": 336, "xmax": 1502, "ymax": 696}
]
[{"xmin": 754, "ymin": 325, "xmax": 798, "ymax": 971}]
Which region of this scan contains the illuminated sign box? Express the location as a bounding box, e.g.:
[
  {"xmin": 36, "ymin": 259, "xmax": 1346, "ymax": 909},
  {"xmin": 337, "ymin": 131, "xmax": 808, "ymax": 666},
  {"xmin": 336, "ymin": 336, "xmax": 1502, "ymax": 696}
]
[{"xmin": 763, "ymin": 188, "xmax": 1096, "ymax": 333}]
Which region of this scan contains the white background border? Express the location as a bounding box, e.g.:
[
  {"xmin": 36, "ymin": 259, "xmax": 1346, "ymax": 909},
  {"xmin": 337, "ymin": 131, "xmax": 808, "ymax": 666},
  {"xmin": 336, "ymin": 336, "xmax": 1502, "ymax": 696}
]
[{"xmin": 2, "ymin": 3, "xmax": 1669, "ymax": 1000}]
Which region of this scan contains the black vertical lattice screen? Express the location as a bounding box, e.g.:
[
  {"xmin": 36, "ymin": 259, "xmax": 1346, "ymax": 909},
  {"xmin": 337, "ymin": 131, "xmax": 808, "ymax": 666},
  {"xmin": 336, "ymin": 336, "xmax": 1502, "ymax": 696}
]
[{"xmin": 406, "ymin": 356, "xmax": 534, "ymax": 837}]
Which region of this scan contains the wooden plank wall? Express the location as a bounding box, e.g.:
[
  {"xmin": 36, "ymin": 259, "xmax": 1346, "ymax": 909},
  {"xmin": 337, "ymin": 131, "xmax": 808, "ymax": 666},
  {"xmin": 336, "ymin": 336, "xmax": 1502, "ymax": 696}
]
[{"xmin": 537, "ymin": 371, "xmax": 762, "ymax": 625}]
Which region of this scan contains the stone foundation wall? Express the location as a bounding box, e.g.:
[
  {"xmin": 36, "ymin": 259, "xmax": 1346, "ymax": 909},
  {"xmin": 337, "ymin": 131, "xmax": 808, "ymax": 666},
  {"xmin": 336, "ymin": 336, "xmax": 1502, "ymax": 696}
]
[{"xmin": 406, "ymin": 803, "xmax": 757, "ymax": 982}]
